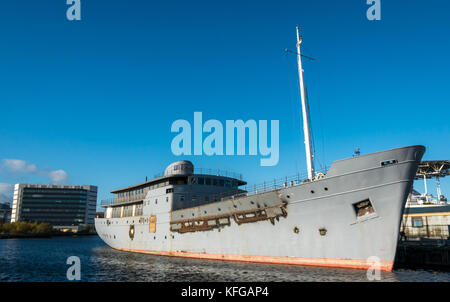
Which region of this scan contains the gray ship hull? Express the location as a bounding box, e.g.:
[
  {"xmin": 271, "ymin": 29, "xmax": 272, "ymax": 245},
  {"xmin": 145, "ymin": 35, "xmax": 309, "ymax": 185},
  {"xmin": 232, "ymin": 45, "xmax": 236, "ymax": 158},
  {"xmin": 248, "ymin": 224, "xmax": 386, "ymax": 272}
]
[{"xmin": 95, "ymin": 145, "xmax": 425, "ymax": 271}]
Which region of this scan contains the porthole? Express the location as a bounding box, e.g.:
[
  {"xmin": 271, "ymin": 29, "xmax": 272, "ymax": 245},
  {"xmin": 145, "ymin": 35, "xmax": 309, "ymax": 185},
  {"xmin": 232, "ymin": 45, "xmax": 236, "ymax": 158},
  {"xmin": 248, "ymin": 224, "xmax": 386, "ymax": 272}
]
[
  {"xmin": 293, "ymin": 227, "xmax": 300, "ymax": 234},
  {"xmin": 129, "ymin": 225, "xmax": 135, "ymax": 239},
  {"xmin": 218, "ymin": 208, "xmax": 221, "ymax": 211},
  {"xmin": 324, "ymin": 187, "xmax": 328, "ymax": 191},
  {"xmin": 286, "ymin": 195, "xmax": 290, "ymax": 199},
  {"xmin": 250, "ymin": 201, "xmax": 255, "ymax": 204},
  {"xmin": 310, "ymin": 190, "xmax": 315, "ymax": 194}
]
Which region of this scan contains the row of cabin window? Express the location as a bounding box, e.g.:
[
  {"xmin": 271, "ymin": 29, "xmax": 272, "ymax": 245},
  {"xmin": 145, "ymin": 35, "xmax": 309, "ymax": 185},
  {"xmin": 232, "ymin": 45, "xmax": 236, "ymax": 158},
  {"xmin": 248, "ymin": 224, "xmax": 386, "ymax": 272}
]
[
  {"xmin": 194, "ymin": 177, "xmax": 238, "ymax": 187},
  {"xmin": 111, "ymin": 203, "xmax": 143, "ymax": 218},
  {"xmin": 117, "ymin": 182, "xmax": 169, "ymax": 198},
  {"xmin": 118, "ymin": 188, "xmax": 145, "ymax": 198},
  {"xmin": 173, "ymin": 164, "xmax": 191, "ymax": 171},
  {"xmin": 144, "ymin": 194, "xmax": 220, "ymax": 206},
  {"xmin": 117, "ymin": 177, "xmax": 238, "ymax": 198}
]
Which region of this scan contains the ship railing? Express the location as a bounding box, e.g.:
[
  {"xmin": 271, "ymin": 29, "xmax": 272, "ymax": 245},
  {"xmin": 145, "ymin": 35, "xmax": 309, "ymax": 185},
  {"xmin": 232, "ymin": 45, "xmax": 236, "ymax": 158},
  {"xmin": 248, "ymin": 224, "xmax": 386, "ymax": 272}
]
[
  {"xmin": 195, "ymin": 168, "xmax": 243, "ymax": 181},
  {"xmin": 101, "ymin": 169, "xmax": 327, "ymax": 206},
  {"xmin": 100, "ymin": 193, "xmax": 147, "ymax": 207},
  {"xmin": 189, "ymin": 170, "xmax": 322, "ymax": 202},
  {"xmin": 151, "ymin": 168, "xmax": 243, "ymax": 180},
  {"xmin": 100, "ymin": 198, "xmax": 114, "ymax": 207},
  {"xmin": 242, "ymin": 174, "xmax": 305, "ymax": 196},
  {"xmin": 241, "ymin": 168, "xmax": 328, "ymax": 197}
]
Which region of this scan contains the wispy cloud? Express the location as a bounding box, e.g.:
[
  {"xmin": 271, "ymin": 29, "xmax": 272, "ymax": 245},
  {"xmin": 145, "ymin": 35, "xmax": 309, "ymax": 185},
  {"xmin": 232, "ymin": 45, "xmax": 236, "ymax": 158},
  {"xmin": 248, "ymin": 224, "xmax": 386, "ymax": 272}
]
[
  {"xmin": 1, "ymin": 159, "xmax": 69, "ymax": 183},
  {"xmin": 2, "ymin": 159, "xmax": 37, "ymax": 174}
]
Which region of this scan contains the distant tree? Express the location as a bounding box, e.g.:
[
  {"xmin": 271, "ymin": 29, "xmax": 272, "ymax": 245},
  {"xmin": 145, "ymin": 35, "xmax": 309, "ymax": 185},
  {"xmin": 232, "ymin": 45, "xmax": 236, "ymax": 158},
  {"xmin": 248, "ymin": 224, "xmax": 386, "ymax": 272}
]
[
  {"xmin": 0, "ymin": 221, "xmax": 53, "ymax": 234},
  {"xmin": 15, "ymin": 221, "xmax": 33, "ymax": 234},
  {"xmin": 35, "ymin": 222, "xmax": 53, "ymax": 234}
]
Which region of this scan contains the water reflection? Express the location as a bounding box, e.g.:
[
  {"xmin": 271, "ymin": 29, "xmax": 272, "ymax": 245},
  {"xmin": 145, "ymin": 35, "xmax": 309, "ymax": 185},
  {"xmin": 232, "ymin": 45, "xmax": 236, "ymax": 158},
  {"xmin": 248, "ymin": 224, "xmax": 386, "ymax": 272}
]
[{"xmin": 0, "ymin": 236, "xmax": 449, "ymax": 282}]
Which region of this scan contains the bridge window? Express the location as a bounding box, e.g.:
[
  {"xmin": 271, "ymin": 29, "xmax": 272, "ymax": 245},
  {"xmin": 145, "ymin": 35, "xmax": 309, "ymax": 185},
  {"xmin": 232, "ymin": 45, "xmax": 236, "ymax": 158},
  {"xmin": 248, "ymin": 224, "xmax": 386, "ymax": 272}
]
[
  {"xmin": 381, "ymin": 159, "xmax": 398, "ymax": 167},
  {"xmin": 412, "ymin": 217, "xmax": 423, "ymax": 228}
]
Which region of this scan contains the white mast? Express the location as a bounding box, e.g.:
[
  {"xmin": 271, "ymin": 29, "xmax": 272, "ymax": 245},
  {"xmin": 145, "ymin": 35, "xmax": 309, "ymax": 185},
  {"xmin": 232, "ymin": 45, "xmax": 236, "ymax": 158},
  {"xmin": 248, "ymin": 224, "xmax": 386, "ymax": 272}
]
[{"xmin": 296, "ymin": 25, "xmax": 315, "ymax": 180}]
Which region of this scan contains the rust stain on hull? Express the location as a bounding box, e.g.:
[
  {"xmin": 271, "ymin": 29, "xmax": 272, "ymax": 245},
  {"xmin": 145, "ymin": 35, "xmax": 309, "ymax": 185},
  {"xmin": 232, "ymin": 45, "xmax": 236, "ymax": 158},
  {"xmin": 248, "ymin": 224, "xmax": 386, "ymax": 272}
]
[
  {"xmin": 170, "ymin": 202, "xmax": 288, "ymax": 233},
  {"xmin": 113, "ymin": 247, "xmax": 394, "ymax": 272}
]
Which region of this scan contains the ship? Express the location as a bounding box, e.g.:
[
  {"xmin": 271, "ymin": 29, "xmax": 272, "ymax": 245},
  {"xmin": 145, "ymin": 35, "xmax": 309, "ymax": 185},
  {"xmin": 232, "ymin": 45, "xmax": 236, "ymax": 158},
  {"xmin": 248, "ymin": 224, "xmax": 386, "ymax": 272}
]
[{"xmin": 95, "ymin": 27, "xmax": 425, "ymax": 272}]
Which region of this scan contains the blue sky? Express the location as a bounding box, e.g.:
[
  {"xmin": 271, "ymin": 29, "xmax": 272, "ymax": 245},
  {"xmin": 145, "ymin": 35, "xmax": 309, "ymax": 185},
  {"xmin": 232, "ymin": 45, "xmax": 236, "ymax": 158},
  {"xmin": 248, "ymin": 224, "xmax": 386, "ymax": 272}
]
[{"xmin": 0, "ymin": 0, "xmax": 449, "ymax": 209}]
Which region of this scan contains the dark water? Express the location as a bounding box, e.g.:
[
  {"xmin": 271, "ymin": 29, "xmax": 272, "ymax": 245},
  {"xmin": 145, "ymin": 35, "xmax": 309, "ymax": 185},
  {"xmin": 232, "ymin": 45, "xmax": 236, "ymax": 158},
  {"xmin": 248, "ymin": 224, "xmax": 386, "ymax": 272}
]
[{"xmin": 0, "ymin": 236, "xmax": 449, "ymax": 282}]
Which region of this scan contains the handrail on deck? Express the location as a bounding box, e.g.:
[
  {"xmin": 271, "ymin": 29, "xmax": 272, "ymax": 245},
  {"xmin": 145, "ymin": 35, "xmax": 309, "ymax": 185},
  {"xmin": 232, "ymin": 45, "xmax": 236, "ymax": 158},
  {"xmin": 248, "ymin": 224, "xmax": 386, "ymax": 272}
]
[{"xmin": 100, "ymin": 169, "xmax": 327, "ymax": 207}]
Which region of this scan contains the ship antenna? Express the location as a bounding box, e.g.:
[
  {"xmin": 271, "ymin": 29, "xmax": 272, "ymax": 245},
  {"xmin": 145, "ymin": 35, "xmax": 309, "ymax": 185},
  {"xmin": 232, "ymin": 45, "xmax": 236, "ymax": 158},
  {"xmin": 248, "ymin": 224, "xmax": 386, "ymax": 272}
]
[{"xmin": 296, "ymin": 25, "xmax": 315, "ymax": 180}]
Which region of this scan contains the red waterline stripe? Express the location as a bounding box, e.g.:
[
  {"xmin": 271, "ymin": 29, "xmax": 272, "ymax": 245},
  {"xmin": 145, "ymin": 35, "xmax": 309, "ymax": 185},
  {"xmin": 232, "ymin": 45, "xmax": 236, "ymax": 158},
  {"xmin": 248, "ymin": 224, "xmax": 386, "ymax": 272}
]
[{"xmin": 114, "ymin": 247, "xmax": 393, "ymax": 272}]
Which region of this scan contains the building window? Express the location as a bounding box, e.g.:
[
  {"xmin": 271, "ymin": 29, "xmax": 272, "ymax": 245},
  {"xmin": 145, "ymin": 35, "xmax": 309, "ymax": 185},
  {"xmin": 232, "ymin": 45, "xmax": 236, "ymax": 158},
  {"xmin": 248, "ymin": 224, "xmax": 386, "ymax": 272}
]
[
  {"xmin": 205, "ymin": 178, "xmax": 211, "ymax": 185},
  {"xmin": 412, "ymin": 217, "xmax": 423, "ymax": 228},
  {"xmin": 198, "ymin": 177, "xmax": 205, "ymax": 185}
]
